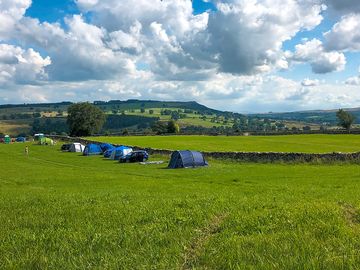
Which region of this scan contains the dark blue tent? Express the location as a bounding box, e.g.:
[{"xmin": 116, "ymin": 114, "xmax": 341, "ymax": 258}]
[
  {"xmin": 100, "ymin": 143, "xmax": 114, "ymax": 152},
  {"xmin": 16, "ymin": 137, "xmax": 26, "ymax": 142},
  {"xmin": 83, "ymin": 144, "xmax": 103, "ymax": 156},
  {"xmin": 168, "ymin": 150, "xmax": 208, "ymax": 169}
]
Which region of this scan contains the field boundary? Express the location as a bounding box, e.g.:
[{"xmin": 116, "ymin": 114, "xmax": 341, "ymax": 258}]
[{"xmin": 48, "ymin": 135, "xmax": 360, "ymax": 163}]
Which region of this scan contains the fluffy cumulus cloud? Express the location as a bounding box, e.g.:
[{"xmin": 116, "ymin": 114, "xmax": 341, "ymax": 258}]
[
  {"xmin": 0, "ymin": 44, "xmax": 51, "ymax": 86},
  {"xmin": 345, "ymin": 76, "xmax": 360, "ymax": 85},
  {"xmin": 206, "ymin": 0, "xmax": 325, "ymax": 74},
  {"xmin": 0, "ymin": 0, "xmax": 31, "ymax": 40},
  {"xmin": 74, "ymin": 0, "xmax": 327, "ymax": 77},
  {"xmin": 324, "ymin": 14, "xmax": 360, "ymax": 52},
  {"xmin": 291, "ymin": 39, "xmax": 346, "ymax": 73},
  {"xmin": 0, "ymin": 0, "xmax": 359, "ymax": 111}
]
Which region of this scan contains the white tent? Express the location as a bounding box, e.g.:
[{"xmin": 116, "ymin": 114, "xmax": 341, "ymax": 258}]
[{"xmin": 69, "ymin": 143, "xmax": 86, "ymax": 153}]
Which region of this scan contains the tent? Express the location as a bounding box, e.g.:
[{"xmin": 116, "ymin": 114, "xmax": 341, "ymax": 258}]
[
  {"xmin": 16, "ymin": 137, "xmax": 26, "ymax": 143},
  {"xmin": 4, "ymin": 135, "xmax": 11, "ymax": 144},
  {"xmin": 34, "ymin": 133, "xmax": 44, "ymax": 141},
  {"xmin": 83, "ymin": 144, "xmax": 103, "ymax": 156},
  {"xmin": 61, "ymin": 143, "xmax": 72, "ymax": 152},
  {"xmin": 100, "ymin": 143, "xmax": 114, "ymax": 152},
  {"xmin": 109, "ymin": 146, "xmax": 133, "ymax": 160},
  {"xmin": 168, "ymin": 150, "xmax": 208, "ymax": 169},
  {"xmin": 39, "ymin": 137, "xmax": 54, "ymax": 145},
  {"xmin": 103, "ymin": 148, "xmax": 115, "ymax": 158},
  {"xmin": 69, "ymin": 143, "xmax": 85, "ymax": 153}
]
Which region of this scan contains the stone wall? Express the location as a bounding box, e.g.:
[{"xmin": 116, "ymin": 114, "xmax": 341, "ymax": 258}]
[{"xmin": 48, "ymin": 135, "xmax": 360, "ymax": 163}]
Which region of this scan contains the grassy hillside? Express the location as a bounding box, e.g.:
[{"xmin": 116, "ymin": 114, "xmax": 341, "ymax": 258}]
[
  {"xmin": 254, "ymin": 108, "xmax": 360, "ymax": 125},
  {"xmin": 0, "ymin": 119, "xmax": 32, "ymax": 135},
  {"xmin": 91, "ymin": 134, "xmax": 360, "ymax": 153},
  {"xmin": 1, "ymin": 142, "xmax": 360, "ymax": 268},
  {"xmin": 0, "ymin": 100, "xmax": 238, "ymax": 134}
]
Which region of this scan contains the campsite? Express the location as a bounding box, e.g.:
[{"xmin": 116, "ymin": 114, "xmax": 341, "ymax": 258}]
[
  {"xmin": 1, "ymin": 135, "xmax": 360, "ymax": 269},
  {"xmin": 2, "ymin": 0, "xmax": 360, "ymax": 268}
]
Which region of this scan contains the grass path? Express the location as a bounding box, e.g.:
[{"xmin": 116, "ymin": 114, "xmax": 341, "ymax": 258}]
[{"xmin": 182, "ymin": 213, "xmax": 228, "ymax": 269}]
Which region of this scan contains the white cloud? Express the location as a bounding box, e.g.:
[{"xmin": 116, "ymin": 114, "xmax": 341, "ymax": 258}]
[
  {"xmin": 0, "ymin": 0, "xmax": 31, "ymax": 40},
  {"xmin": 73, "ymin": 0, "xmax": 326, "ymax": 76},
  {"xmin": 345, "ymin": 76, "xmax": 360, "ymax": 85},
  {"xmin": 15, "ymin": 15, "xmax": 136, "ymax": 81},
  {"xmin": 324, "ymin": 14, "xmax": 360, "ymax": 52},
  {"xmin": 291, "ymin": 39, "xmax": 346, "ymax": 73},
  {"xmin": 301, "ymin": 78, "xmax": 320, "ymax": 87},
  {"xmin": 0, "ymin": 43, "xmax": 51, "ymax": 86}
]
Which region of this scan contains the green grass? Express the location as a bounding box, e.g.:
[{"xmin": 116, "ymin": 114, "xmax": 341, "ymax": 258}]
[
  {"xmin": 91, "ymin": 134, "xmax": 360, "ymax": 153},
  {"xmin": 1, "ymin": 142, "xmax": 360, "ymax": 269},
  {"xmin": 124, "ymin": 108, "xmax": 230, "ymax": 127}
]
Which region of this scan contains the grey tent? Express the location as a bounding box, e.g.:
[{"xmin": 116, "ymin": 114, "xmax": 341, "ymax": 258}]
[
  {"xmin": 168, "ymin": 150, "xmax": 208, "ymax": 169},
  {"xmin": 69, "ymin": 143, "xmax": 86, "ymax": 153}
]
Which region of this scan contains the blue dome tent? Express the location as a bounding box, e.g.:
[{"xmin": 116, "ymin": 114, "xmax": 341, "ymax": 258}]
[
  {"xmin": 83, "ymin": 144, "xmax": 103, "ymax": 156},
  {"xmin": 100, "ymin": 143, "xmax": 114, "ymax": 152},
  {"xmin": 168, "ymin": 150, "xmax": 208, "ymax": 169}
]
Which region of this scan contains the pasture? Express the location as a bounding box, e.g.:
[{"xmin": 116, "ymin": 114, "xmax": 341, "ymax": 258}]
[
  {"xmin": 93, "ymin": 134, "xmax": 360, "ymax": 153},
  {"xmin": 1, "ymin": 141, "xmax": 360, "ymax": 269}
]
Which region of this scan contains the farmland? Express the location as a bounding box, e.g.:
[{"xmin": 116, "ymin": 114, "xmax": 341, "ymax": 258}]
[
  {"xmin": 1, "ymin": 141, "xmax": 360, "ymax": 269},
  {"xmin": 92, "ymin": 134, "xmax": 360, "ymax": 153}
]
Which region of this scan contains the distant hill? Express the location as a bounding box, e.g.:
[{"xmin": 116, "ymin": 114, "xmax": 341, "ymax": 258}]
[
  {"xmin": 0, "ymin": 100, "xmax": 244, "ymax": 136},
  {"xmin": 253, "ymin": 108, "xmax": 360, "ymax": 125},
  {"xmin": 0, "ymin": 100, "xmax": 224, "ymax": 115},
  {"xmin": 3, "ymin": 99, "xmax": 357, "ymax": 136}
]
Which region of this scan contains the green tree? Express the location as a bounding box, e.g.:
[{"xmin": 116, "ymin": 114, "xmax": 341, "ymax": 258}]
[
  {"xmin": 336, "ymin": 109, "xmax": 356, "ymax": 132},
  {"xmin": 67, "ymin": 102, "xmax": 106, "ymax": 136},
  {"xmin": 140, "ymin": 108, "xmax": 145, "ymax": 113},
  {"xmin": 151, "ymin": 121, "xmax": 167, "ymax": 135},
  {"xmin": 167, "ymin": 120, "xmax": 180, "ymax": 134}
]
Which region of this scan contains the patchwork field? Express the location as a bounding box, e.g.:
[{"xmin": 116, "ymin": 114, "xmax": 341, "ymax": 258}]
[
  {"xmin": 1, "ymin": 141, "xmax": 360, "ymax": 269},
  {"xmin": 92, "ymin": 134, "xmax": 360, "ymax": 153},
  {"xmin": 0, "ymin": 120, "xmax": 32, "ymax": 135}
]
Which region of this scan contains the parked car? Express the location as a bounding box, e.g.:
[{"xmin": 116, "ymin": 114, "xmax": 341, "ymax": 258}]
[{"xmin": 119, "ymin": 150, "xmax": 149, "ymax": 163}]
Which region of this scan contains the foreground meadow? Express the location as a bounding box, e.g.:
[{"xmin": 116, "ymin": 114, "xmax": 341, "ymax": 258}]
[
  {"xmin": 92, "ymin": 134, "xmax": 360, "ymax": 153},
  {"xmin": 1, "ymin": 142, "xmax": 360, "ymax": 269}
]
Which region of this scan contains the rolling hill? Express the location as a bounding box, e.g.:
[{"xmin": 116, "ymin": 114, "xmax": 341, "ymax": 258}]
[{"xmin": 253, "ymin": 107, "xmax": 360, "ymax": 125}]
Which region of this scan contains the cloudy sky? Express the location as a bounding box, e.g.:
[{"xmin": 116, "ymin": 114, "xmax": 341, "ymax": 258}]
[{"xmin": 0, "ymin": 0, "xmax": 360, "ymax": 112}]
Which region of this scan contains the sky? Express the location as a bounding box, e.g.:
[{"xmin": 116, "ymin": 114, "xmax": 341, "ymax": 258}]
[{"xmin": 0, "ymin": 0, "xmax": 360, "ymax": 113}]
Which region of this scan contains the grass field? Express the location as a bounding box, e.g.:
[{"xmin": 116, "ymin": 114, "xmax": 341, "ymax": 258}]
[
  {"xmin": 1, "ymin": 142, "xmax": 360, "ymax": 269},
  {"xmin": 91, "ymin": 134, "xmax": 360, "ymax": 153},
  {"xmin": 124, "ymin": 108, "xmax": 230, "ymax": 128},
  {"xmin": 0, "ymin": 120, "xmax": 32, "ymax": 136}
]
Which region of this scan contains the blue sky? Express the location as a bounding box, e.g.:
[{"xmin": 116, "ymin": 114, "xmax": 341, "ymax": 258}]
[
  {"xmin": 1, "ymin": 0, "xmax": 360, "ymax": 112},
  {"xmin": 26, "ymin": 0, "xmax": 79, "ymax": 23}
]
